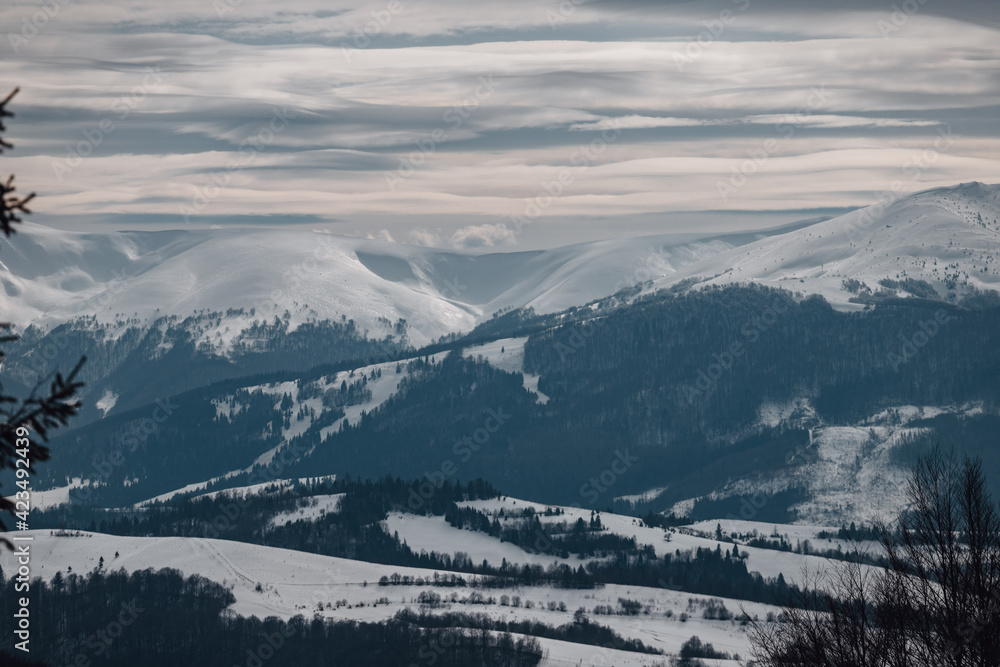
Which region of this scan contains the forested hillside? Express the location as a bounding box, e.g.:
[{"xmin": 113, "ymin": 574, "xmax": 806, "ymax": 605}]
[{"xmin": 22, "ymin": 285, "xmax": 999, "ymax": 516}]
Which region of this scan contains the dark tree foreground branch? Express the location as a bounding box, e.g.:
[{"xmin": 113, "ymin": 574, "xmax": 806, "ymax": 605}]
[
  {"xmin": 748, "ymin": 448, "xmax": 1000, "ymax": 667},
  {"xmin": 0, "ymin": 88, "xmax": 35, "ymax": 238},
  {"xmin": 0, "ymin": 88, "xmax": 85, "ymax": 549}
]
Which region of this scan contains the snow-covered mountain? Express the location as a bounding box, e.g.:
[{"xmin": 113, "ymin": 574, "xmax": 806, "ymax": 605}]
[
  {"xmin": 0, "ymin": 224, "xmax": 733, "ymax": 347},
  {"xmin": 656, "ymin": 181, "xmax": 1000, "ymax": 307},
  {"xmin": 2, "ymin": 182, "xmax": 998, "ymax": 348}
]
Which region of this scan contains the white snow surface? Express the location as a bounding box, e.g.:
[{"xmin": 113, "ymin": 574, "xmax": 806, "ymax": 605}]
[
  {"xmin": 1, "ymin": 530, "xmax": 779, "ymax": 661},
  {"xmin": 0, "ymin": 223, "xmax": 733, "ymax": 348},
  {"xmin": 95, "ymin": 389, "xmax": 119, "ymax": 417},
  {"xmin": 3, "ymin": 183, "xmax": 998, "ymax": 351},
  {"xmin": 269, "ymin": 493, "xmax": 345, "ymax": 528},
  {"xmin": 647, "ymin": 181, "xmax": 1000, "ymax": 309},
  {"xmin": 135, "ymin": 476, "xmax": 242, "ymax": 507},
  {"xmin": 462, "ymin": 337, "xmax": 549, "ymax": 403},
  {"xmin": 667, "ymin": 401, "xmax": 988, "ymax": 525},
  {"xmin": 383, "ymin": 513, "xmax": 572, "ymax": 569},
  {"xmin": 456, "ymin": 497, "xmax": 842, "ymax": 588},
  {"xmin": 4, "ymin": 478, "xmax": 86, "ymax": 511},
  {"xmin": 135, "ymin": 474, "xmax": 337, "ymax": 507}
]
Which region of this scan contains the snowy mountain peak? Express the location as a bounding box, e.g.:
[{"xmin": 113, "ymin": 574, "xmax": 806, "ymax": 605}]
[
  {"xmin": 661, "ymin": 182, "xmax": 1000, "ymax": 308},
  {"xmin": 3, "ymin": 183, "xmax": 998, "ymax": 350},
  {"xmin": 0, "ymin": 224, "xmax": 737, "ymax": 346}
]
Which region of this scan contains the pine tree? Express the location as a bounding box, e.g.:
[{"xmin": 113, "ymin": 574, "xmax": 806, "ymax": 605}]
[{"xmin": 0, "ymin": 89, "xmax": 85, "ymax": 549}]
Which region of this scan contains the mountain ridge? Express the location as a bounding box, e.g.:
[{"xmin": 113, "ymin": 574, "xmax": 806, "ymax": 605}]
[{"xmin": 2, "ymin": 182, "xmax": 998, "ymax": 351}]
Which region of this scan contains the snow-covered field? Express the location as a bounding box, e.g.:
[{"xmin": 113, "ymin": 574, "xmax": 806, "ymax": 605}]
[
  {"xmin": 4, "ymin": 480, "xmax": 863, "ymax": 663},
  {"xmin": 456, "ymin": 497, "xmax": 846, "ymax": 588},
  {"xmin": 383, "ymin": 513, "xmax": 572, "ymax": 569},
  {"xmin": 3, "ymin": 478, "xmax": 86, "ymax": 511},
  {"xmin": 129, "ymin": 482, "xmax": 850, "ymax": 590},
  {"xmin": 2, "ymin": 530, "xmax": 781, "ymax": 662}
]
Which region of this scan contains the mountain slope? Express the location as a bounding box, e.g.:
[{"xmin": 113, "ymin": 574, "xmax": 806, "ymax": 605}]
[
  {"xmin": 0, "ymin": 224, "xmax": 739, "ymax": 347},
  {"xmin": 659, "ymin": 182, "xmax": 1000, "ymax": 307},
  {"xmin": 4, "ymin": 183, "xmax": 998, "ymax": 348}
]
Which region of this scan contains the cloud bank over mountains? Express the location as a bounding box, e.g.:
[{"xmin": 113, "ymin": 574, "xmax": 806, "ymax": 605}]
[{"xmin": 3, "ymin": 0, "xmax": 1000, "ymax": 248}]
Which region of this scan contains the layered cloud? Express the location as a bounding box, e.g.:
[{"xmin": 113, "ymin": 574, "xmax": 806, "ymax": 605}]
[{"xmin": 2, "ymin": 0, "xmax": 999, "ymax": 248}]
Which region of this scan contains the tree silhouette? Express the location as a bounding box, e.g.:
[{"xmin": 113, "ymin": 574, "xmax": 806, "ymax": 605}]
[
  {"xmin": 0, "ymin": 89, "xmax": 35, "ymax": 237},
  {"xmin": 748, "ymin": 448, "xmax": 1000, "ymax": 666},
  {"xmin": 0, "ymin": 88, "xmax": 84, "ymax": 549}
]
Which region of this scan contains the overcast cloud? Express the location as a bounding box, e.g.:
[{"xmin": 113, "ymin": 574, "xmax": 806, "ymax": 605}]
[{"xmin": 2, "ymin": 0, "xmax": 999, "ymax": 248}]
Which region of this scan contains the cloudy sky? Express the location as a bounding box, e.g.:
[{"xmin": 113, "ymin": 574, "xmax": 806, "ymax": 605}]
[{"xmin": 3, "ymin": 0, "xmax": 1000, "ymax": 249}]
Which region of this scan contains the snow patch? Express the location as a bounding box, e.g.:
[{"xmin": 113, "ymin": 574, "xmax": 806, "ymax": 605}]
[
  {"xmin": 5, "ymin": 478, "xmax": 86, "ymax": 510},
  {"xmin": 462, "ymin": 337, "xmax": 549, "ymax": 403},
  {"xmin": 96, "ymin": 390, "xmax": 119, "ymax": 417},
  {"xmin": 268, "ymin": 494, "xmax": 345, "ymax": 528}
]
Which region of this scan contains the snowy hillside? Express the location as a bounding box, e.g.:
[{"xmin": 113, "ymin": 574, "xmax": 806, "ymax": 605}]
[
  {"xmin": 2, "ymin": 529, "xmax": 779, "ymax": 663},
  {"xmin": 661, "ymin": 401, "xmax": 989, "ymax": 526},
  {"xmin": 656, "ymin": 182, "xmax": 1000, "ymax": 308},
  {"xmin": 0, "ymin": 223, "xmax": 735, "ymax": 348},
  {"xmin": 4, "ymin": 183, "xmax": 997, "ymax": 350}
]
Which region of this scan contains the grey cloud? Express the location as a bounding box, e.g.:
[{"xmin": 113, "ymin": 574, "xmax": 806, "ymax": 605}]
[
  {"xmin": 588, "ymin": 0, "xmax": 1000, "ymax": 29},
  {"xmin": 3, "ymin": 0, "xmax": 999, "ymax": 242}
]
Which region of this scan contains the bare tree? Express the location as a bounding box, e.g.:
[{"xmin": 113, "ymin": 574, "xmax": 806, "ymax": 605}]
[
  {"xmin": 748, "ymin": 449, "xmax": 1000, "ymax": 666},
  {"xmin": 0, "ymin": 88, "xmax": 84, "ymax": 549}
]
